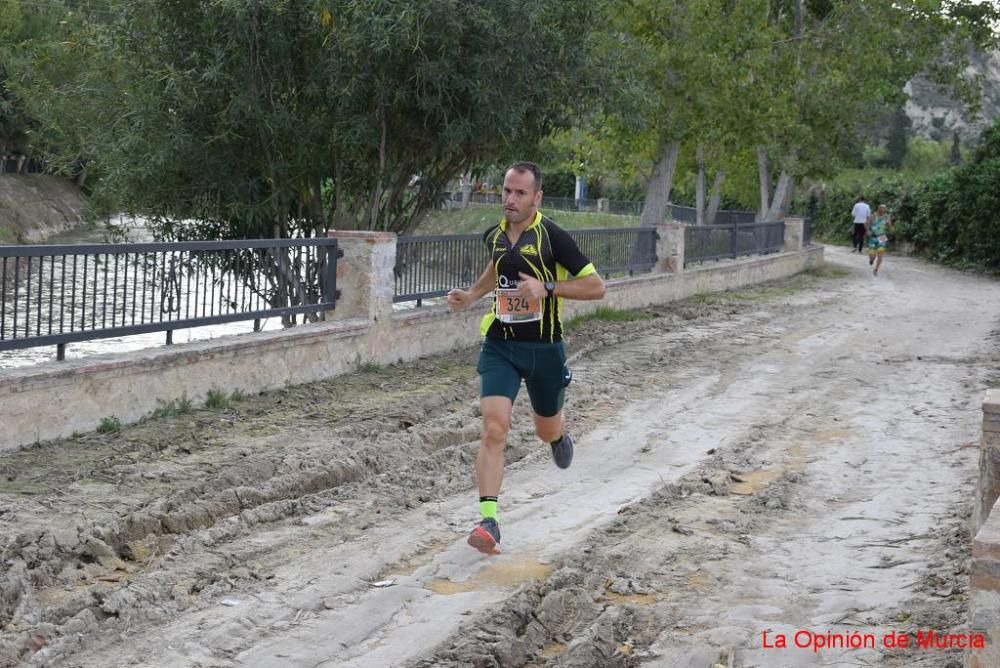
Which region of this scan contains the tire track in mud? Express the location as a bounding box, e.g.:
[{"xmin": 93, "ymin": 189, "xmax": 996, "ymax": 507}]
[
  {"xmin": 405, "ymin": 353, "xmax": 835, "ymax": 667},
  {"xmin": 0, "ymin": 270, "xmax": 842, "ymax": 667}
]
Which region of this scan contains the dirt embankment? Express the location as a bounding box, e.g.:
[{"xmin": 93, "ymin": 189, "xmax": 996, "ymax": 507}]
[
  {"xmin": 0, "ymin": 250, "xmax": 996, "ymax": 668},
  {"xmin": 0, "ymin": 175, "xmax": 86, "ymax": 244}
]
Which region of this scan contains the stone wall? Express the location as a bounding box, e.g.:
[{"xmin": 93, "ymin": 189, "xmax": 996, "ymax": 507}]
[
  {"xmin": 0, "ymin": 222, "xmax": 822, "ymax": 452},
  {"xmin": 971, "ymin": 391, "xmax": 1000, "ymax": 666},
  {"xmin": 0, "ymin": 175, "xmax": 86, "ymax": 244}
]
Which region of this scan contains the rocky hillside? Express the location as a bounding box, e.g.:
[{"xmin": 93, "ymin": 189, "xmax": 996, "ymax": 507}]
[
  {"xmin": 905, "ymin": 49, "xmax": 1000, "ymax": 141},
  {"xmin": 0, "ymin": 175, "xmax": 86, "ymax": 243}
]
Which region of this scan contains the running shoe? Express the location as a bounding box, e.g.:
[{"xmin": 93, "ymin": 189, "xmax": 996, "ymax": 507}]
[
  {"xmin": 468, "ymin": 517, "xmax": 501, "ymax": 555},
  {"xmin": 550, "ymin": 432, "xmax": 574, "ymax": 469}
]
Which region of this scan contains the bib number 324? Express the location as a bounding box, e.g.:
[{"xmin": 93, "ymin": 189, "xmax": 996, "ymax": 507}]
[{"xmin": 495, "ymin": 288, "xmax": 542, "ymax": 323}]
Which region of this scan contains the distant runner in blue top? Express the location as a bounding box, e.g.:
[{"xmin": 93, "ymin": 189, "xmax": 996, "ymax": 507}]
[{"xmin": 866, "ymin": 204, "xmax": 895, "ymax": 277}]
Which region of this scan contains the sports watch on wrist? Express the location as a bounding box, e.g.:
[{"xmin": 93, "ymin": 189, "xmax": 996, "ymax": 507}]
[{"xmin": 544, "ymin": 281, "xmax": 556, "ymax": 298}]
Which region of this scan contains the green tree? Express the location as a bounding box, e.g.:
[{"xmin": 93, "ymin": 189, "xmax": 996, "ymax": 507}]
[
  {"xmin": 0, "ymin": 0, "xmax": 66, "ymax": 170},
  {"xmin": 5, "ymin": 0, "xmax": 124, "ymax": 186},
  {"xmin": 751, "ymin": 0, "xmax": 998, "ymax": 220},
  {"xmin": 802, "ymin": 119, "xmax": 1000, "ymax": 270},
  {"xmin": 885, "ymin": 107, "xmax": 912, "ymax": 169},
  {"xmin": 592, "ymin": 0, "xmax": 774, "ymax": 226},
  {"xmin": 589, "ymin": 0, "xmax": 999, "ymax": 223},
  {"xmin": 29, "ymin": 0, "xmax": 602, "ymax": 240},
  {"xmin": 950, "ymin": 133, "xmax": 963, "ymax": 165}
]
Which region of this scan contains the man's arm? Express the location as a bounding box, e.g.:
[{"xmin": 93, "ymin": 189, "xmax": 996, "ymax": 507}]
[
  {"xmin": 447, "ymin": 263, "xmax": 495, "ymax": 311},
  {"xmin": 517, "ymin": 271, "xmax": 606, "ymax": 301},
  {"xmin": 467, "ymin": 263, "xmax": 496, "ymax": 300},
  {"xmin": 552, "ymin": 273, "xmax": 605, "ymax": 300}
]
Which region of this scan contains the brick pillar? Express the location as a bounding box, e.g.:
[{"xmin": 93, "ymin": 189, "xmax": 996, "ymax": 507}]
[
  {"xmin": 971, "ymin": 498, "xmax": 1000, "ymax": 667},
  {"xmin": 976, "ymin": 391, "xmax": 1000, "ymax": 532},
  {"xmin": 325, "ymin": 230, "xmax": 396, "ymax": 324},
  {"xmin": 783, "ymin": 217, "xmax": 805, "ymax": 252},
  {"xmin": 655, "ymin": 222, "xmax": 685, "ymax": 274}
]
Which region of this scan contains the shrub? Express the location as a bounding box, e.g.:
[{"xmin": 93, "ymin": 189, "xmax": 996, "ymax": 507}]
[{"xmin": 801, "ymin": 119, "xmax": 1000, "ymax": 271}]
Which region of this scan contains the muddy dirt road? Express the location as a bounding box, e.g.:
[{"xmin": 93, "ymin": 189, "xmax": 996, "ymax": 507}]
[{"xmin": 1, "ymin": 246, "xmax": 997, "ymax": 667}]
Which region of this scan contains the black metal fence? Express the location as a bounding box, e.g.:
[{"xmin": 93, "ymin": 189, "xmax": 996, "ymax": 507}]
[
  {"xmin": 0, "ymin": 157, "xmax": 48, "ymax": 175},
  {"xmin": 570, "ymin": 227, "xmax": 658, "ymax": 277},
  {"xmin": 463, "ymin": 192, "xmax": 608, "ymax": 212},
  {"xmin": 667, "ymin": 204, "xmax": 757, "ymax": 225},
  {"xmin": 684, "ymin": 222, "xmax": 786, "ymax": 266},
  {"xmin": 394, "ymin": 234, "xmax": 487, "ymax": 305},
  {"xmin": 803, "ymin": 217, "xmax": 813, "ymax": 246},
  {"xmin": 447, "ymin": 193, "xmax": 755, "ymax": 224},
  {"xmin": 394, "ymin": 227, "xmax": 658, "ymax": 305},
  {"xmin": 0, "ymin": 238, "xmax": 339, "ymax": 358}
]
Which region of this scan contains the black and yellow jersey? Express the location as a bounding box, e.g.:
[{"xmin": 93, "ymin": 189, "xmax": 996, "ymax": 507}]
[{"xmin": 480, "ymin": 211, "xmax": 596, "ymax": 342}]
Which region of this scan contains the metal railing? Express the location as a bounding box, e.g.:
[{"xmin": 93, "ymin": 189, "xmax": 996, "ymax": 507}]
[
  {"xmin": 448, "ymin": 192, "xmax": 755, "ymax": 224},
  {"xmin": 684, "ymin": 222, "xmax": 786, "ymax": 266},
  {"xmin": 0, "ymin": 157, "xmax": 48, "ymax": 175},
  {"xmin": 0, "ymin": 238, "xmax": 339, "ymax": 358},
  {"xmin": 606, "ymin": 200, "xmax": 643, "ymax": 216},
  {"xmin": 394, "ymin": 234, "xmax": 487, "ymax": 305},
  {"xmin": 394, "ymin": 227, "xmax": 658, "ymax": 305},
  {"xmin": 540, "ymin": 196, "xmax": 602, "ymax": 212},
  {"xmin": 666, "ymin": 204, "xmax": 757, "ymax": 225},
  {"xmin": 569, "ymin": 227, "xmax": 657, "ymax": 278}
]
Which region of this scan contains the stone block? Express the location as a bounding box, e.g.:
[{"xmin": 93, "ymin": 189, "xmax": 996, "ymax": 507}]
[
  {"xmin": 783, "ymin": 217, "xmax": 804, "ymax": 252},
  {"xmin": 654, "ymin": 223, "xmax": 685, "ymax": 274}
]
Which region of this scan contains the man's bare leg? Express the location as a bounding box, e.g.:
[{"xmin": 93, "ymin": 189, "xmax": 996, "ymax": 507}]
[
  {"xmin": 469, "ymin": 396, "xmax": 512, "ymax": 554},
  {"xmin": 533, "ymin": 411, "xmax": 564, "ymax": 443},
  {"xmin": 477, "ymin": 396, "xmax": 513, "ymax": 496}
]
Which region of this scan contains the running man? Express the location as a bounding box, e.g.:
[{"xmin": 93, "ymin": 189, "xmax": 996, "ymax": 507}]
[
  {"xmin": 446, "ymin": 161, "xmax": 606, "ymax": 555},
  {"xmin": 866, "ymin": 204, "xmax": 895, "ymax": 276}
]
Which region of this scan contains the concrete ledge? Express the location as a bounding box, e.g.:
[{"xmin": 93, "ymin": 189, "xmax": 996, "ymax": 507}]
[
  {"xmin": 0, "ymin": 318, "xmax": 372, "ymax": 448},
  {"xmin": 0, "ymin": 245, "xmax": 823, "ymax": 453},
  {"xmin": 976, "ymin": 390, "xmax": 1000, "ymax": 531},
  {"xmin": 972, "ymin": 496, "xmax": 1000, "ymax": 666}
]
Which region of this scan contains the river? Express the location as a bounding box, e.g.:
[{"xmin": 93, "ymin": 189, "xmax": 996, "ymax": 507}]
[{"xmin": 0, "ymin": 218, "xmax": 285, "ymax": 370}]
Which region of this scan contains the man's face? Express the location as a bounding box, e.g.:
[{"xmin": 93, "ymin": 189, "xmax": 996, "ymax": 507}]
[{"xmin": 502, "ymin": 169, "xmax": 542, "ymax": 226}]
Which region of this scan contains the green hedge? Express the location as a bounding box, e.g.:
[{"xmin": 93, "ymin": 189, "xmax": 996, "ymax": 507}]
[{"xmin": 803, "ymin": 121, "xmax": 1000, "ymax": 271}]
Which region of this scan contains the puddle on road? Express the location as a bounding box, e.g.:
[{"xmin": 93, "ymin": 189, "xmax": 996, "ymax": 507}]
[
  {"xmin": 731, "ymin": 469, "xmax": 782, "ymax": 495},
  {"xmin": 602, "ymin": 591, "xmax": 660, "ymax": 606},
  {"xmin": 381, "ymin": 536, "xmax": 453, "ymax": 580},
  {"xmin": 813, "ymin": 427, "xmax": 850, "ymax": 443},
  {"xmin": 539, "ymin": 642, "xmax": 567, "ymax": 658},
  {"xmin": 731, "ymin": 427, "xmax": 845, "ymax": 494},
  {"xmin": 426, "ymin": 555, "xmax": 553, "ymax": 595}
]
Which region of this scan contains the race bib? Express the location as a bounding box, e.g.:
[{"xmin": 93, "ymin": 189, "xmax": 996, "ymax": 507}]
[
  {"xmin": 877, "ymin": 235, "xmax": 888, "ymax": 243},
  {"xmin": 495, "ymin": 288, "xmax": 541, "ymax": 323}
]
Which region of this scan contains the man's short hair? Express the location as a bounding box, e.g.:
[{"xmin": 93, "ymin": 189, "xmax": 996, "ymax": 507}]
[{"xmin": 506, "ymin": 161, "xmax": 543, "ymax": 191}]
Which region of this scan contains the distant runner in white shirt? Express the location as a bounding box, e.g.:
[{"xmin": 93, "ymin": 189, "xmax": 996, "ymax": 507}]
[{"xmin": 851, "ymin": 196, "xmax": 871, "ymax": 253}]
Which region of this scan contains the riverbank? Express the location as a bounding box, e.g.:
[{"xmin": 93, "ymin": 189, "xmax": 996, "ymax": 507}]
[{"xmin": 0, "ymin": 175, "xmax": 87, "ymax": 243}]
